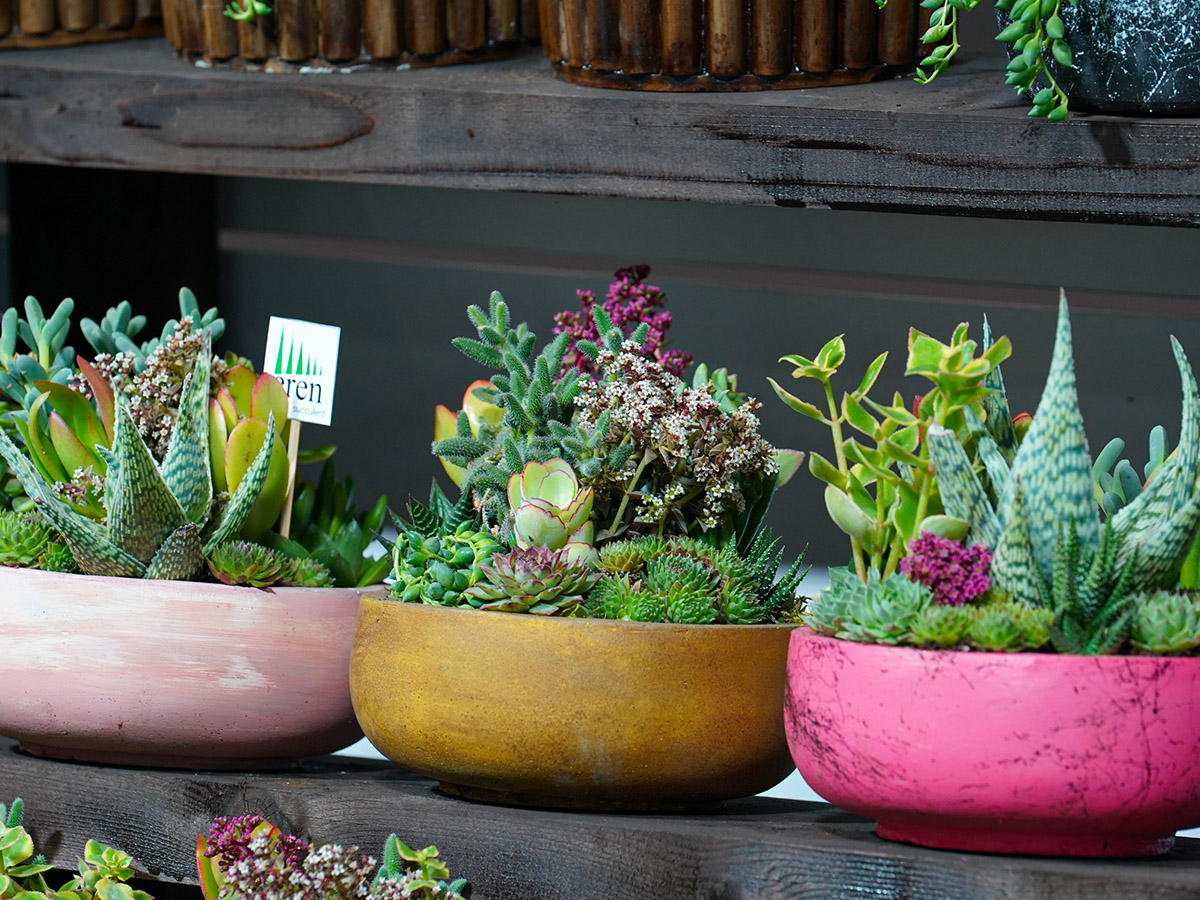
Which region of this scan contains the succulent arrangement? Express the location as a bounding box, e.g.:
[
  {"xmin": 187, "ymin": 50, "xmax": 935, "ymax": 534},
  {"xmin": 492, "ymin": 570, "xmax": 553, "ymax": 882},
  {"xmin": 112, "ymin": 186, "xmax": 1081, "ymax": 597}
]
[
  {"xmin": 0, "ymin": 292, "xmax": 383, "ymax": 587},
  {"xmin": 781, "ymin": 294, "xmax": 1200, "ymax": 656},
  {"xmin": 391, "ymin": 275, "xmax": 808, "ymax": 624},
  {"xmin": 0, "ymin": 798, "xmax": 152, "ymax": 900},
  {"xmin": 197, "ymin": 815, "xmax": 466, "ymax": 900}
]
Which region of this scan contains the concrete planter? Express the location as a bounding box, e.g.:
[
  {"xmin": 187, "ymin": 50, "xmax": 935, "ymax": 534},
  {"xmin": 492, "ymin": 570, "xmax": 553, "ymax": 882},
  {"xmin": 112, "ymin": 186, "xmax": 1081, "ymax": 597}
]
[
  {"xmin": 785, "ymin": 627, "xmax": 1200, "ymax": 857},
  {"xmin": 350, "ymin": 596, "xmax": 797, "ymax": 809},
  {"xmin": 0, "ymin": 567, "xmax": 364, "ymax": 769}
]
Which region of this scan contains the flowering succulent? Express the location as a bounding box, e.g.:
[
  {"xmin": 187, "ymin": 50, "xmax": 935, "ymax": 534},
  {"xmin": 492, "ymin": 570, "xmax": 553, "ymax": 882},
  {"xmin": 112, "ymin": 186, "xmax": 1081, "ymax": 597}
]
[
  {"xmin": 509, "ymin": 457, "xmax": 595, "ymax": 563},
  {"xmin": 465, "ymin": 545, "xmax": 601, "ymax": 614},
  {"xmin": 899, "ymin": 532, "xmax": 992, "ymax": 606},
  {"xmin": 576, "ymin": 341, "xmax": 779, "ymax": 550},
  {"xmin": 554, "ymin": 265, "xmax": 692, "ymax": 378},
  {"xmin": 198, "ymin": 816, "xmax": 466, "ymax": 900}
]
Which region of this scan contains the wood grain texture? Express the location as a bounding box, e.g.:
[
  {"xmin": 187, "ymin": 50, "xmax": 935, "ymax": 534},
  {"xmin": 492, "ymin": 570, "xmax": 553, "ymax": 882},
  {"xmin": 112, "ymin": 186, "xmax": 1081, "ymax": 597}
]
[
  {"xmin": 0, "ymin": 40, "xmax": 1198, "ymax": 225},
  {"xmin": 2, "ymin": 743, "xmax": 1200, "ymax": 900}
]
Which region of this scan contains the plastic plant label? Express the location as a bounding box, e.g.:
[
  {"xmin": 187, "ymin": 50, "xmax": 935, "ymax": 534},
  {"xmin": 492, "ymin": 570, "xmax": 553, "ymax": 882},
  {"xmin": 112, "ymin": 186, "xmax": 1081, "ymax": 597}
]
[{"xmin": 264, "ymin": 317, "xmax": 341, "ymax": 426}]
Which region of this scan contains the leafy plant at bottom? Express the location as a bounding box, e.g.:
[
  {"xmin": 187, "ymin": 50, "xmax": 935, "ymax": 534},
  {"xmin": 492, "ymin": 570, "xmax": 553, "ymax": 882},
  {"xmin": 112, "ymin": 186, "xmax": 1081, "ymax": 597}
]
[
  {"xmin": 0, "ymin": 332, "xmax": 276, "ymax": 580},
  {"xmin": 1041, "ymin": 520, "xmax": 1136, "ymax": 655},
  {"xmin": 0, "ymin": 798, "xmax": 151, "ymax": 900},
  {"xmin": 1130, "ymin": 591, "xmax": 1200, "ymax": 655},
  {"xmin": 807, "ymin": 567, "xmax": 934, "ymax": 644},
  {"xmin": 967, "ymin": 602, "xmax": 1053, "ymax": 652},
  {"xmin": 464, "ymin": 545, "xmax": 600, "ymax": 615}
]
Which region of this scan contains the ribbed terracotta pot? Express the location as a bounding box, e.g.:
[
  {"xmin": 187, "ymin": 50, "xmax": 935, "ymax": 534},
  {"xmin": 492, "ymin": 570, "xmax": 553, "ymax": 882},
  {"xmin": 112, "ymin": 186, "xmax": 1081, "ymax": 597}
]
[
  {"xmin": 351, "ymin": 596, "xmax": 797, "ymax": 809},
  {"xmin": 0, "ymin": 567, "xmax": 364, "ymax": 769},
  {"xmin": 786, "ymin": 628, "xmax": 1200, "ymax": 857},
  {"xmin": 162, "ymin": 0, "xmax": 538, "ymax": 70},
  {"xmin": 0, "ymin": 0, "xmax": 160, "ymax": 48},
  {"xmin": 540, "ymin": 0, "xmax": 924, "ymax": 90}
]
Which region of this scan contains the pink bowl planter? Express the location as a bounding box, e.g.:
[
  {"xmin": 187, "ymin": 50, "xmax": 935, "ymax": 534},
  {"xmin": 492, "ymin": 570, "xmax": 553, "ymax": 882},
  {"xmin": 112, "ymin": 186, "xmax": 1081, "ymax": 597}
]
[
  {"xmin": 786, "ymin": 627, "xmax": 1200, "ymax": 857},
  {"xmin": 0, "ymin": 567, "xmax": 364, "ymax": 769}
]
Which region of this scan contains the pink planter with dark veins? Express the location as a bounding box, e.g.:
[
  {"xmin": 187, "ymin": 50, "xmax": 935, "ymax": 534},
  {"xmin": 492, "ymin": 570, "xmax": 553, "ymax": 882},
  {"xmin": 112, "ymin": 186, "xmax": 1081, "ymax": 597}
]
[{"xmin": 785, "ymin": 628, "xmax": 1200, "ymax": 857}]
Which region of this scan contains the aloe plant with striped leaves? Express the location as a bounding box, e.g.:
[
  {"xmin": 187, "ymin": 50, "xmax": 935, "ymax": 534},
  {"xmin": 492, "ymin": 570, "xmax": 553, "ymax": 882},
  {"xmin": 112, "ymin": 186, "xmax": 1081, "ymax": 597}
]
[
  {"xmin": 928, "ymin": 293, "xmax": 1200, "ymax": 618},
  {"xmin": 0, "ymin": 332, "xmax": 276, "ymax": 580}
]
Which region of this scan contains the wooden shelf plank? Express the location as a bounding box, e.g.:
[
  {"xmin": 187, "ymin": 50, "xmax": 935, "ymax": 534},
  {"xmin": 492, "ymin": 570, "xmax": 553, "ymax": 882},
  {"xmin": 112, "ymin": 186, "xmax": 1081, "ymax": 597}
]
[
  {"xmin": 1, "ymin": 742, "xmax": 1200, "ymax": 900},
  {"xmin": 1, "ymin": 40, "xmax": 1198, "ymax": 224}
]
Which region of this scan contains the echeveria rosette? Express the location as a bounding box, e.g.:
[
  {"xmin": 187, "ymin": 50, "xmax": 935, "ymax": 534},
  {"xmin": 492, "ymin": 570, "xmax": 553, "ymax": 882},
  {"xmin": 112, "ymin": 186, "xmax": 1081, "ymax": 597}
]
[
  {"xmin": 508, "ymin": 458, "xmax": 597, "ymax": 564},
  {"xmin": 465, "ymin": 545, "xmax": 601, "ymax": 615}
]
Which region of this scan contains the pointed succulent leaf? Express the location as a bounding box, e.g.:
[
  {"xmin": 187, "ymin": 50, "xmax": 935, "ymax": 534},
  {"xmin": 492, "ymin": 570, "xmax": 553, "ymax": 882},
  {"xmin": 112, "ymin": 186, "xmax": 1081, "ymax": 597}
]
[
  {"xmin": 159, "ymin": 340, "xmax": 214, "ymax": 525},
  {"xmin": 991, "ymin": 483, "xmax": 1044, "ymax": 606},
  {"xmin": 767, "ymin": 378, "xmax": 826, "ymax": 422},
  {"xmin": 144, "ymin": 523, "xmax": 204, "ymax": 580},
  {"xmin": 980, "ymin": 318, "xmax": 1017, "ymax": 458},
  {"xmin": 855, "ymin": 352, "xmax": 888, "ymax": 396},
  {"xmin": 75, "ymin": 356, "xmax": 116, "ymax": 444},
  {"xmin": 203, "ymin": 414, "xmax": 277, "ymax": 553},
  {"xmin": 926, "ymin": 425, "xmax": 1001, "ymax": 547},
  {"xmin": 1006, "ymin": 295, "xmax": 1099, "ymax": 577}
]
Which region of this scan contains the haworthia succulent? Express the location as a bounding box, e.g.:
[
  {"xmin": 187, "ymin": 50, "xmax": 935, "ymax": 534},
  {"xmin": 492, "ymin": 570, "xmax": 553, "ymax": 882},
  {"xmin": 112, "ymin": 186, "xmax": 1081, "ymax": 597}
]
[
  {"xmin": 146, "ymin": 523, "xmax": 203, "ymax": 581},
  {"xmin": 926, "ymin": 425, "xmax": 1000, "ymax": 547},
  {"xmin": 104, "ymin": 400, "xmax": 188, "ymax": 564},
  {"xmin": 1004, "ymin": 293, "xmax": 1098, "ymax": 578},
  {"xmin": 980, "ymin": 316, "xmax": 1018, "ymax": 461}
]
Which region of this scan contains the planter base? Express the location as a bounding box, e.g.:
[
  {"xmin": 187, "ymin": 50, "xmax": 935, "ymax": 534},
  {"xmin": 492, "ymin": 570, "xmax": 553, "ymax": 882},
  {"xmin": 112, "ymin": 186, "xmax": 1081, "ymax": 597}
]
[
  {"xmin": 551, "ymin": 62, "xmax": 907, "ymax": 92},
  {"xmin": 19, "ymin": 741, "xmax": 303, "ymax": 772},
  {"xmin": 876, "ymin": 821, "xmax": 1176, "ymax": 858},
  {"xmin": 437, "ymin": 780, "xmax": 722, "ymax": 812},
  {"xmin": 174, "ymin": 43, "xmax": 518, "ymax": 73}
]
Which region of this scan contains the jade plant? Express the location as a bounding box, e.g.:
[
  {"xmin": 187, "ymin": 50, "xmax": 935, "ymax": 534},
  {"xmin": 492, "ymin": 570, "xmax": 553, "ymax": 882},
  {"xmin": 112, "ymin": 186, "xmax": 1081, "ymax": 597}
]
[
  {"xmin": 0, "ymin": 798, "xmax": 152, "ymax": 900},
  {"xmin": 392, "ymin": 283, "xmax": 809, "ymax": 623},
  {"xmin": 786, "ymin": 294, "xmax": 1200, "ymax": 656},
  {"xmin": 197, "ymin": 815, "xmax": 466, "ymax": 900},
  {"xmin": 0, "ymin": 292, "xmax": 382, "ymax": 587}
]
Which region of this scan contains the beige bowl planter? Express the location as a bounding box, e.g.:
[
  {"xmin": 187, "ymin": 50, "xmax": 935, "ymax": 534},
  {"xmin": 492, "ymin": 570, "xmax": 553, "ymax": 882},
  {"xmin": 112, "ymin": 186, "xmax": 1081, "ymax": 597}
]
[
  {"xmin": 350, "ymin": 596, "xmax": 797, "ymax": 810},
  {"xmin": 0, "ymin": 0, "xmax": 160, "ymax": 48},
  {"xmin": 0, "ymin": 567, "xmax": 364, "ymax": 769},
  {"xmin": 162, "ymin": 0, "xmax": 539, "ymax": 70}
]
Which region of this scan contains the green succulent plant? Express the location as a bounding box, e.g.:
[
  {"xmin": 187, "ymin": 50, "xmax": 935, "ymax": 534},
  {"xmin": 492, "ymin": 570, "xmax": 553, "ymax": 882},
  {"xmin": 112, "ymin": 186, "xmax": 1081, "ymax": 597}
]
[
  {"xmin": 928, "ymin": 295, "xmax": 1200, "ymax": 618},
  {"xmin": 283, "ymin": 555, "xmax": 334, "ymax": 588},
  {"xmin": 0, "ymin": 798, "xmax": 152, "ymax": 900},
  {"xmin": 0, "ymin": 332, "xmax": 277, "ymax": 580},
  {"xmin": 1130, "ymin": 590, "xmax": 1200, "ymax": 655},
  {"xmin": 264, "ymin": 460, "xmax": 390, "ymax": 588},
  {"xmin": 464, "ymin": 545, "xmax": 601, "ymax": 614},
  {"xmin": 79, "ymin": 288, "xmax": 224, "ymax": 372},
  {"xmin": 207, "ymin": 540, "xmax": 289, "ymax": 587},
  {"xmin": 908, "ymin": 604, "xmax": 975, "ymax": 648},
  {"xmin": 386, "ymin": 484, "xmax": 502, "ymax": 605},
  {"xmin": 808, "ymin": 567, "xmax": 935, "ymax": 644},
  {"xmin": 771, "ymin": 323, "xmax": 1012, "ymax": 582},
  {"xmin": 967, "ymin": 601, "xmax": 1053, "ymax": 652},
  {"xmin": 0, "ymin": 510, "xmax": 75, "ymax": 571},
  {"xmin": 586, "ymin": 534, "xmax": 801, "ymax": 625},
  {"xmin": 508, "ymin": 457, "xmax": 596, "ymax": 562}
]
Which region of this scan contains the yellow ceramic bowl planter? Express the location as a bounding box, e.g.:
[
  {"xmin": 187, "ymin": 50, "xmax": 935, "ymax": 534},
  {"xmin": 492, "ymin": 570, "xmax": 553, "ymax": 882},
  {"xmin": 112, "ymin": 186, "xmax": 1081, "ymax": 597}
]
[{"xmin": 350, "ymin": 597, "xmax": 797, "ymax": 810}]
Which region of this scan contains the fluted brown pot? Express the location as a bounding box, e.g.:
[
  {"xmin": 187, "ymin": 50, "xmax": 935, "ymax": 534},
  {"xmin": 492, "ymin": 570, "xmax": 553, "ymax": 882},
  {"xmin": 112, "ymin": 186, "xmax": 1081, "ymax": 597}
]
[
  {"xmin": 0, "ymin": 0, "xmax": 160, "ymax": 48},
  {"xmin": 541, "ymin": 0, "xmax": 923, "ymax": 89},
  {"xmin": 350, "ymin": 596, "xmax": 797, "ymax": 810},
  {"xmin": 162, "ymin": 0, "xmax": 538, "ymax": 69}
]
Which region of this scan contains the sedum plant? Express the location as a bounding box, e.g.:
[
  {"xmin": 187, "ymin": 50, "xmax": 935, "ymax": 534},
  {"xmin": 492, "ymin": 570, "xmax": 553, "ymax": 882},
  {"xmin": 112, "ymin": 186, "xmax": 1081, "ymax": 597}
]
[{"xmin": 1130, "ymin": 591, "xmax": 1200, "ymax": 655}]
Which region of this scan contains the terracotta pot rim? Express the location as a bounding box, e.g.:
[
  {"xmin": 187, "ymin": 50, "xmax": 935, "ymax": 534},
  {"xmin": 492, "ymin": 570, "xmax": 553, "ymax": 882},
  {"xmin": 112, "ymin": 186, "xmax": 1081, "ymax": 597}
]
[
  {"xmin": 360, "ymin": 593, "xmax": 799, "ymax": 632},
  {"xmin": 1, "ymin": 565, "xmax": 377, "ymax": 598},
  {"xmin": 792, "ymin": 624, "xmax": 1200, "ymax": 665}
]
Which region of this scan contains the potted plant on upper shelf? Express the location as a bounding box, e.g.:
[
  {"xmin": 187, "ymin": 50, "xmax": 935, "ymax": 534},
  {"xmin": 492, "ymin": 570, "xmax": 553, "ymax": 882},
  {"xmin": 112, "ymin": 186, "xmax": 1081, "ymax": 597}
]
[
  {"xmin": 0, "ymin": 0, "xmax": 160, "ymax": 51},
  {"xmin": 539, "ymin": 0, "xmax": 923, "ymax": 91},
  {"xmin": 351, "ymin": 268, "xmax": 809, "ymax": 810},
  {"xmin": 0, "ymin": 290, "xmax": 387, "ymax": 769},
  {"xmin": 907, "ymin": 0, "xmax": 1200, "ymax": 117},
  {"xmin": 771, "ymin": 296, "xmax": 1200, "ymax": 857},
  {"xmin": 161, "ymin": 0, "xmax": 539, "ymax": 73}
]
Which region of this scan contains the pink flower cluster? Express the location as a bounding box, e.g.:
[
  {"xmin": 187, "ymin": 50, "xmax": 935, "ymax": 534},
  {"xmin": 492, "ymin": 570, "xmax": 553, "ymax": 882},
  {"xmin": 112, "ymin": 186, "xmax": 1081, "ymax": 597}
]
[
  {"xmin": 203, "ymin": 815, "xmax": 308, "ymax": 871},
  {"xmin": 899, "ymin": 532, "xmax": 992, "ymax": 606},
  {"xmin": 554, "ymin": 265, "xmax": 692, "ymax": 377}
]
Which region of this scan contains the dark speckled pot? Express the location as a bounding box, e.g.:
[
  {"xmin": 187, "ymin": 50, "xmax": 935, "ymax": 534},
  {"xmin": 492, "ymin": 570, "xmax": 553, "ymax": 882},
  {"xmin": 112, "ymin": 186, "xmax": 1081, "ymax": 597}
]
[{"xmin": 999, "ymin": 0, "xmax": 1200, "ymax": 115}]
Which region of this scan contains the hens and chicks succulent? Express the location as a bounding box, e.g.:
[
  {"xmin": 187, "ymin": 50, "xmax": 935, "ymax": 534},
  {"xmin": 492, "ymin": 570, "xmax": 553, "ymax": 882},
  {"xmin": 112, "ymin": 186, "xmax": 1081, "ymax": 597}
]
[{"xmin": 391, "ymin": 270, "xmax": 809, "ymax": 625}]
